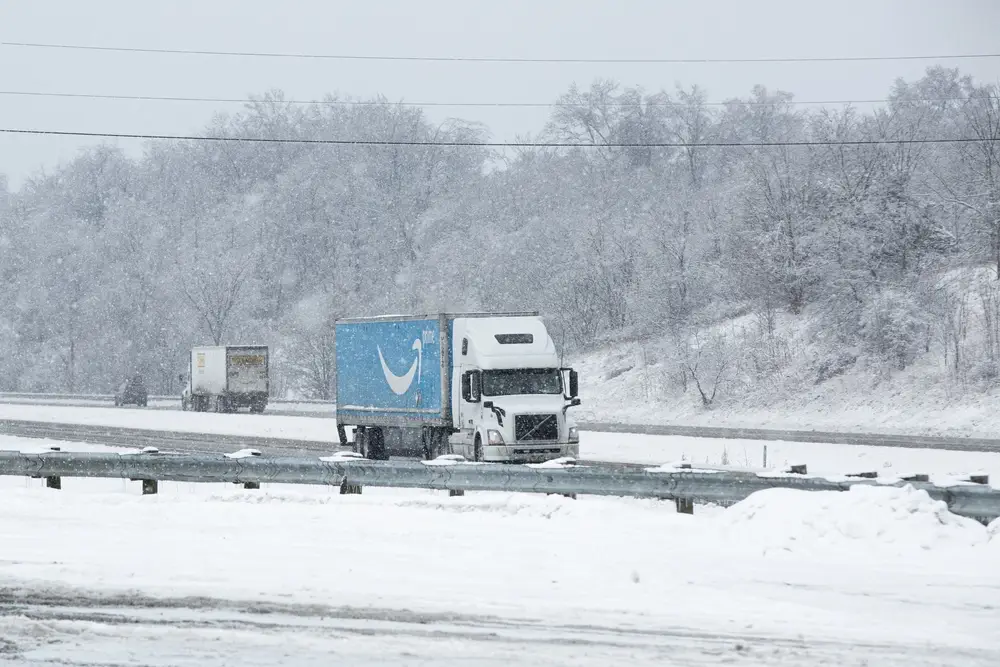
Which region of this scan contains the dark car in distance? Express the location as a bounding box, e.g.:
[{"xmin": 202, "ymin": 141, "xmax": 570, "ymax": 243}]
[{"xmin": 115, "ymin": 375, "xmax": 148, "ymax": 407}]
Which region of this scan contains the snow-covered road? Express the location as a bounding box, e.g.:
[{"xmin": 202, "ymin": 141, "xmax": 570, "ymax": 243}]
[
  {"xmin": 0, "ymin": 435, "xmax": 999, "ymax": 666},
  {"xmin": 2, "ymin": 404, "xmax": 1000, "ymax": 482}
]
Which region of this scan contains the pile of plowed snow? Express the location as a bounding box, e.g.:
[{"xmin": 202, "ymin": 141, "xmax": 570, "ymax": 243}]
[
  {"xmin": 988, "ymin": 518, "xmax": 1000, "ymax": 551},
  {"xmin": 719, "ymin": 485, "xmax": 988, "ymax": 554}
]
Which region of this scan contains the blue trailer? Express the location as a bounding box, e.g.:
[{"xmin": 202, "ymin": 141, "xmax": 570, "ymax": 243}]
[{"xmin": 335, "ymin": 313, "xmax": 581, "ymax": 462}]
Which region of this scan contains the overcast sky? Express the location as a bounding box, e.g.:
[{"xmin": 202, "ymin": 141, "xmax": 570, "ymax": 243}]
[{"xmin": 2, "ymin": 0, "xmax": 999, "ymax": 189}]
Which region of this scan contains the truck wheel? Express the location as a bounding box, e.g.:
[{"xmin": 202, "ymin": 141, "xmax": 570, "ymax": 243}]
[
  {"xmin": 423, "ymin": 428, "xmax": 449, "ymax": 460},
  {"xmin": 474, "ymin": 434, "xmax": 483, "ymax": 462},
  {"xmin": 368, "ymin": 427, "xmax": 388, "ymax": 461},
  {"xmin": 355, "ymin": 427, "xmax": 367, "ymax": 457}
]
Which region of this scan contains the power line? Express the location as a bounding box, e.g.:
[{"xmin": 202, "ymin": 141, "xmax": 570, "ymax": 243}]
[
  {"xmin": 0, "ymin": 89, "xmax": 971, "ymax": 109},
  {"xmin": 4, "ymin": 41, "xmax": 999, "ymax": 64},
  {"xmin": 1, "ymin": 127, "xmax": 994, "ymax": 147}
]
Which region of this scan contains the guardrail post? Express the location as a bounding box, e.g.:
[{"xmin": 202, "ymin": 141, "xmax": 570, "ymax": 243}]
[
  {"xmin": 141, "ymin": 480, "xmax": 158, "ymax": 495},
  {"xmin": 675, "ymin": 498, "xmax": 694, "ymax": 514},
  {"xmin": 340, "ymin": 479, "xmax": 362, "ymax": 495},
  {"xmin": 902, "ymin": 473, "xmax": 930, "ymax": 482},
  {"xmin": 243, "ymin": 482, "xmax": 260, "ymax": 490},
  {"xmin": 787, "ymin": 464, "xmax": 808, "ymax": 475},
  {"xmin": 45, "ymin": 475, "xmax": 61, "ymax": 490},
  {"xmin": 448, "ymin": 489, "xmax": 465, "ymax": 497},
  {"xmin": 968, "ymin": 474, "xmax": 990, "ymax": 485},
  {"xmin": 848, "ymin": 471, "xmax": 878, "ymax": 479}
]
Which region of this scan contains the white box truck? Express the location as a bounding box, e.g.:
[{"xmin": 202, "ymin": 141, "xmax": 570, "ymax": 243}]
[{"xmin": 180, "ymin": 345, "xmax": 269, "ymax": 413}]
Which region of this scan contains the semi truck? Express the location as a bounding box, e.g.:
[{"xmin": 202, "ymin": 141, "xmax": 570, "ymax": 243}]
[
  {"xmin": 335, "ymin": 312, "xmax": 581, "ymax": 463},
  {"xmin": 180, "ymin": 345, "xmax": 269, "ymax": 413}
]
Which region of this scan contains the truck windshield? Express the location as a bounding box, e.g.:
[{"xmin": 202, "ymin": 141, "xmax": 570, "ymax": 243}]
[{"xmin": 481, "ymin": 369, "xmax": 562, "ymax": 396}]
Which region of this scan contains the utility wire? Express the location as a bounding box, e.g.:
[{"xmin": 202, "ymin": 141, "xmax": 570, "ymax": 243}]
[
  {"xmin": 1, "ymin": 128, "xmax": 994, "ymax": 147},
  {"xmin": 0, "ymin": 90, "xmax": 972, "ymax": 109},
  {"xmin": 3, "ymin": 41, "xmax": 999, "ymax": 64}
]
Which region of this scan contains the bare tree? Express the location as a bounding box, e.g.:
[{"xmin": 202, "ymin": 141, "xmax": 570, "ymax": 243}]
[
  {"xmin": 181, "ymin": 260, "xmax": 251, "ymax": 346},
  {"xmin": 679, "ymin": 331, "xmax": 741, "ymax": 407},
  {"xmin": 285, "ymin": 328, "xmax": 337, "ymax": 399}
]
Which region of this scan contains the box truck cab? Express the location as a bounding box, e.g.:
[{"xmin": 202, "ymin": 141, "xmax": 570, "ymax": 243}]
[{"xmin": 335, "ymin": 313, "xmax": 580, "ymax": 463}]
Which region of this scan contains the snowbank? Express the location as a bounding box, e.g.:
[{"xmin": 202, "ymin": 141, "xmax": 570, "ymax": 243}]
[
  {"xmin": 720, "ymin": 485, "xmax": 988, "ymax": 555},
  {"xmin": 1, "ymin": 482, "xmax": 998, "ymax": 660},
  {"xmin": 987, "ymin": 517, "xmax": 1000, "ymax": 552}
]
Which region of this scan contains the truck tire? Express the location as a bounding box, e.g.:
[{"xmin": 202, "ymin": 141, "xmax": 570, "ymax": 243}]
[
  {"xmin": 355, "ymin": 427, "xmax": 367, "ymax": 458},
  {"xmin": 422, "ymin": 428, "xmax": 449, "ymax": 460},
  {"xmin": 368, "ymin": 427, "xmax": 388, "ymax": 461},
  {"xmin": 474, "ymin": 434, "xmax": 483, "ymax": 463}
]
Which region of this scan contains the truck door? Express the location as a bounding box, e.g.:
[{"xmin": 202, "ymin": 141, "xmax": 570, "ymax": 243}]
[
  {"xmin": 227, "ymin": 350, "xmax": 267, "ymax": 393},
  {"xmin": 456, "ymin": 366, "xmax": 481, "ymax": 459}
]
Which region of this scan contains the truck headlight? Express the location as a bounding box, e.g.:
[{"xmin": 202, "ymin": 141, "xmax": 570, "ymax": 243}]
[
  {"xmin": 487, "ymin": 429, "xmax": 505, "ymax": 445},
  {"xmin": 568, "ymin": 426, "xmax": 579, "ymax": 443}
]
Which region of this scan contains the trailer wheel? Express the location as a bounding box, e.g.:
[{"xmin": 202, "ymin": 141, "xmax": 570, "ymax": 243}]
[
  {"xmin": 474, "ymin": 434, "xmax": 483, "ymax": 462},
  {"xmin": 368, "ymin": 427, "xmax": 388, "ymax": 461},
  {"xmin": 355, "ymin": 427, "xmax": 367, "ymax": 457}
]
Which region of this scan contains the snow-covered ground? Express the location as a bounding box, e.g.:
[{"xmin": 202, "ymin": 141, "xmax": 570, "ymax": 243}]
[
  {"xmin": 572, "ymin": 313, "xmax": 1000, "ymax": 440},
  {"xmin": 0, "ymin": 442, "xmax": 998, "ymax": 665}
]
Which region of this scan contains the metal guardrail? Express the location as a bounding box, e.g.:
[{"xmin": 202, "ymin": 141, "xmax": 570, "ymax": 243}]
[
  {"xmin": 1, "ymin": 450, "xmax": 997, "ymax": 521},
  {"xmin": 0, "ymin": 419, "xmax": 645, "ymax": 475}
]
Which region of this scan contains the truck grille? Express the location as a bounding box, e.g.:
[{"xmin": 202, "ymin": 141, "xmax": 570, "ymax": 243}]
[{"xmin": 515, "ymin": 414, "xmax": 558, "ymax": 442}]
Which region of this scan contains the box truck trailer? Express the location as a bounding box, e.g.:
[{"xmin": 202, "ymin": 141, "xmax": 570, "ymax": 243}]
[
  {"xmin": 335, "ymin": 313, "xmax": 581, "ymax": 463},
  {"xmin": 180, "ymin": 345, "xmax": 269, "ymax": 413}
]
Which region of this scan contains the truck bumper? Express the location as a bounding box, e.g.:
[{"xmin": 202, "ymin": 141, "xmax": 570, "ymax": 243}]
[
  {"xmin": 226, "ymin": 392, "xmax": 268, "ymax": 409},
  {"xmin": 481, "ymin": 443, "xmax": 580, "ymax": 464}
]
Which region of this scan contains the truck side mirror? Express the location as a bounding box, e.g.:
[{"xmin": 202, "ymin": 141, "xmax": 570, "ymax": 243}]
[
  {"xmin": 568, "ymin": 370, "xmax": 579, "ymax": 398},
  {"xmin": 462, "ymin": 370, "xmax": 481, "ymax": 403}
]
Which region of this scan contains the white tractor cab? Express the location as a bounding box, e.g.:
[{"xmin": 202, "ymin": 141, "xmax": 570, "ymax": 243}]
[{"xmin": 450, "ymin": 316, "xmax": 581, "ymax": 463}]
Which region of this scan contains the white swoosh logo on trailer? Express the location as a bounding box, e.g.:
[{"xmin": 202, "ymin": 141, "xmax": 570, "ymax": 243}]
[{"xmin": 377, "ymin": 339, "xmax": 423, "ymax": 395}]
